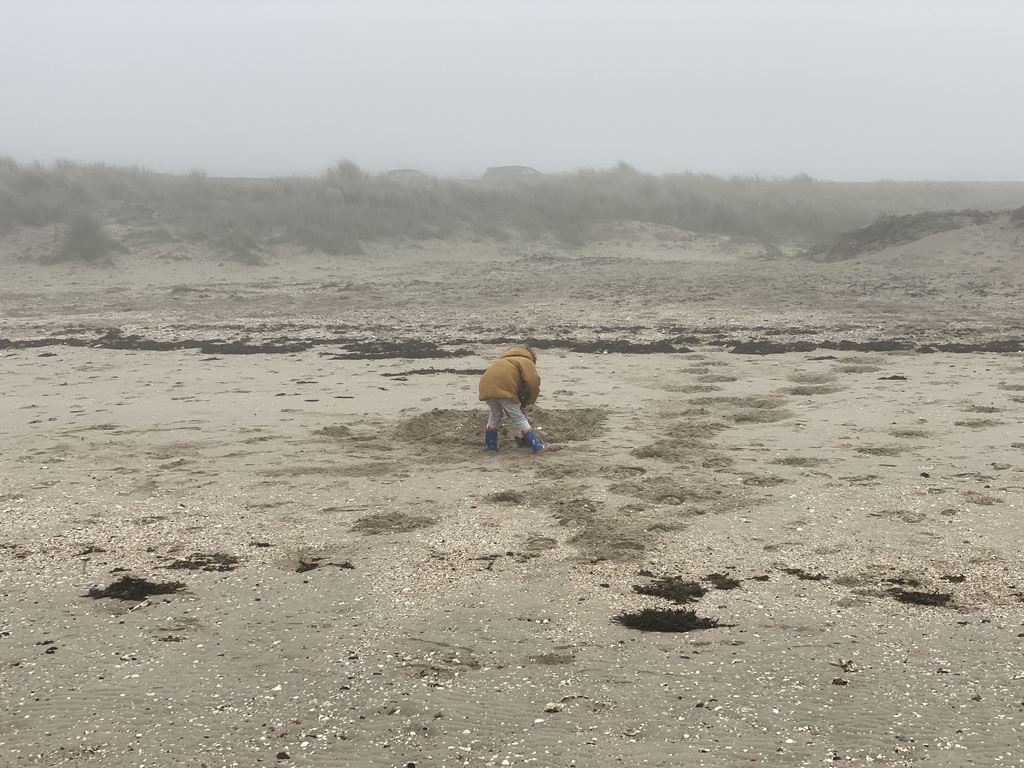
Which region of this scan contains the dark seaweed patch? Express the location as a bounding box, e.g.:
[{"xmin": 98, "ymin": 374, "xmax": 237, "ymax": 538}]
[
  {"xmin": 331, "ymin": 339, "xmax": 474, "ymax": 360},
  {"xmin": 87, "ymin": 576, "xmax": 185, "ymax": 601},
  {"xmin": 706, "ymin": 572, "xmax": 742, "ymax": 590},
  {"xmin": 632, "ymin": 577, "xmax": 707, "ymax": 604},
  {"xmin": 381, "ymin": 368, "xmax": 485, "ymax": 377},
  {"xmin": 10, "ymin": 332, "xmax": 1024, "ymax": 358},
  {"xmin": 613, "ymin": 608, "xmax": 722, "ymax": 633},
  {"xmin": 886, "ymin": 588, "xmax": 953, "ymax": 607},
  {"xmin": 166, "ymin": 552, "xmax": 240, "ymax": 572},
  {"xmin": 530, "ymin": 338, "xmax": 683, "ymax": 355},
  {"xmin": 471, "ymin": 551, "xmax": 540, "ymax": 570},
  {"xmin": 488, "ymin": 490, "xmax": 525, "ymax": 503},
  {"xmin": 883, "ymin": 577, "xmax": 922, "ymax": 587},
  {"xmin": 200, "ymin": 340, "xmax": 310, "ymax": 355},
  {"xmin": 782, "ymin": 567, "xmax": 828, "ymax": 581}
]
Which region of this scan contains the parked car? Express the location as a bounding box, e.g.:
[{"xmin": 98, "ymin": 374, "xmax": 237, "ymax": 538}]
[{"xmin": 482, "ymin": 165, "xmax": 542, "ymax": 179}]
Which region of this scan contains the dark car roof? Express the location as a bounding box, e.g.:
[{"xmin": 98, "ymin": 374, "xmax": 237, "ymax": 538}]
[{"xmin": 482, "ymin": 165, "xmax": 542, "ymax": 179}]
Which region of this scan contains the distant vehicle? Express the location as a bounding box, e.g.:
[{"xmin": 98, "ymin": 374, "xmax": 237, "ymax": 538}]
[
  {"xmin": 482, "ymin": 165, "xmax": 542, "ymax": 179},
  {"xmin": 386, "ymin": 169, "xmax": 426, "ymax": 178}
]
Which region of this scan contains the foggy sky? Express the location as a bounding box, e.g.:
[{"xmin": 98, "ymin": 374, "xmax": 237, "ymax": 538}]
[{"xmin": 3, "ymin": 0, "xmax": 1024, "ymax": 181}]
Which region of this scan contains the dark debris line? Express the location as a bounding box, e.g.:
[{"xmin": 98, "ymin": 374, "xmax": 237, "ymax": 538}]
[{"xmin": 4, "ymin": 329, "xmax": 1023, "ymax": 357}]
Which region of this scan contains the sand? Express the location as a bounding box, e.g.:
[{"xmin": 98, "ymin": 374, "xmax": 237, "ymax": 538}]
[{"xmin": 2, "ymin": 216, "xmax": 1024, "ymax": 767}]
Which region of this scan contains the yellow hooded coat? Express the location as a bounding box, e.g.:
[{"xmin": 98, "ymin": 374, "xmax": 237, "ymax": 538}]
[{"xmin": 478, "ymin": 347, "xmax": 541, "ymax": 406}]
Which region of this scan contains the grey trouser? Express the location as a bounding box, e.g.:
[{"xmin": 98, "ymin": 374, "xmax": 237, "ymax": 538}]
[{"xmin": 485, "ymin": 398, "xmax": 532, "ymax": 433}]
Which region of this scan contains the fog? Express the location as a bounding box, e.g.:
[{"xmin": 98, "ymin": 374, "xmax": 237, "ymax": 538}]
[{"xmin": 4, "ymin": 0, "xmax": 1023, "ymax": 181}]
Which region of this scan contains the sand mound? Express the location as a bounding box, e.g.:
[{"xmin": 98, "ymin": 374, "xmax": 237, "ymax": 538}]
[
  {"xmin": 821, "ymin": 209, "xmax": 995, "ymax": 261},
  {"xmin": 394, "ymin": 408, "xmax": 482, "ymax": 446},
  {"xmin": 394, "ymin": 407, "xmax": 606, "ymax": 446}
]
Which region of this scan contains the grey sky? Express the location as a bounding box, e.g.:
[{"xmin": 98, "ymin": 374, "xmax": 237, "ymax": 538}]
[{"xmin": 3, "ymin": 0, "xmax": 1023, "ymax": 180}]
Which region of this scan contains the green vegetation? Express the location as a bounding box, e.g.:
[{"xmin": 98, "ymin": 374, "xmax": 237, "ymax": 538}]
[
  {"xmin": 48, "ymin": 212, "xmax": 125, "ymax": 264},
  {"xmin": 3, "ymin": 156, "xmax": 1023, "ymax": 262}
]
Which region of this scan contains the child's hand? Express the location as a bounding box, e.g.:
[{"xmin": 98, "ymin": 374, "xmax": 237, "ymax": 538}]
[{"xmin": 523, "ymin": 404, "xmax": 533, "ymax": 414}]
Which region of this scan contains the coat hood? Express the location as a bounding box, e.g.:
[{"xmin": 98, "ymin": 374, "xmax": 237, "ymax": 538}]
[{"xmin": 500, "ymin": 347, "xmax": 536, "ymax": 363}]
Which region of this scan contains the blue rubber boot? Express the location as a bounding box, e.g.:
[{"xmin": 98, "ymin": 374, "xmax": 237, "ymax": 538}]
[
  {"xmin": 485, "ymin": 428, "xmax": 499, "ymax": 452},
  {"xmin": 520, "ymin": 428, "xmax": 550, "ymax": 454}
]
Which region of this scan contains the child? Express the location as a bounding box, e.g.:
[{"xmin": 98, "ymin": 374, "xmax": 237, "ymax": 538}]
[{"xmin": 478, "ymin": 346, "xmax": 550, "ymax": 454}]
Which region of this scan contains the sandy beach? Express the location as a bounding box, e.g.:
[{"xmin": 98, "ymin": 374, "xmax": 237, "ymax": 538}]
[{"xmin": 2, "ymin": 215, "xmax": 1024, "ymax": 767}]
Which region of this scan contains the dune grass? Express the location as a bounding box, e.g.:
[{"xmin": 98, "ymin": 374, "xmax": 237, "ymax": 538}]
[
  {"xmin": 46, "ymin": 212, "xmax": 125, "ymax": 264},
  {"xmin": 3, "ymin": 156, "xmax": 1023, "ymax": 261}
]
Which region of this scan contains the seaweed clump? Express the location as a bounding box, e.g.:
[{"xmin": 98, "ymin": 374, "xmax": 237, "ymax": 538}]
[
  {"xmin": 632, "ymin": 577, "xmax": 707, "ymax": 604},
  {"xmin": 883, "ymin": 577, "xmax": 922, "ymax": 587},
  {"xmin": 783, "ymin": 567, "xmax": 828, "ymax": 581},
  {"xmin": 613, "ymin": 608, "xmax": 722, "ymax": 633},
  {"xmin": 706, "ymin": 572, "xmax": 742, "ymax": 590},
  {"xmin": 886, "ymin": 588, "xmax": 953, "ymax": 607},
  {"xmin": 488, "ymin": 490, "xmax": 525, "ymax": 503},
  {"xmin": 166, "ymin": 552, "xmax": 240, "ymax": 572},
  {"xmin": 86, "ymin": 576, "xmax": 185, "ymax": 601}
]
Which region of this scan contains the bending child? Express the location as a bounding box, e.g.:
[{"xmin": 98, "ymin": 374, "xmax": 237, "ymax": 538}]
[{"xmin": 478, "ymin": 346, "xmax": 551, "ymax": 454}]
